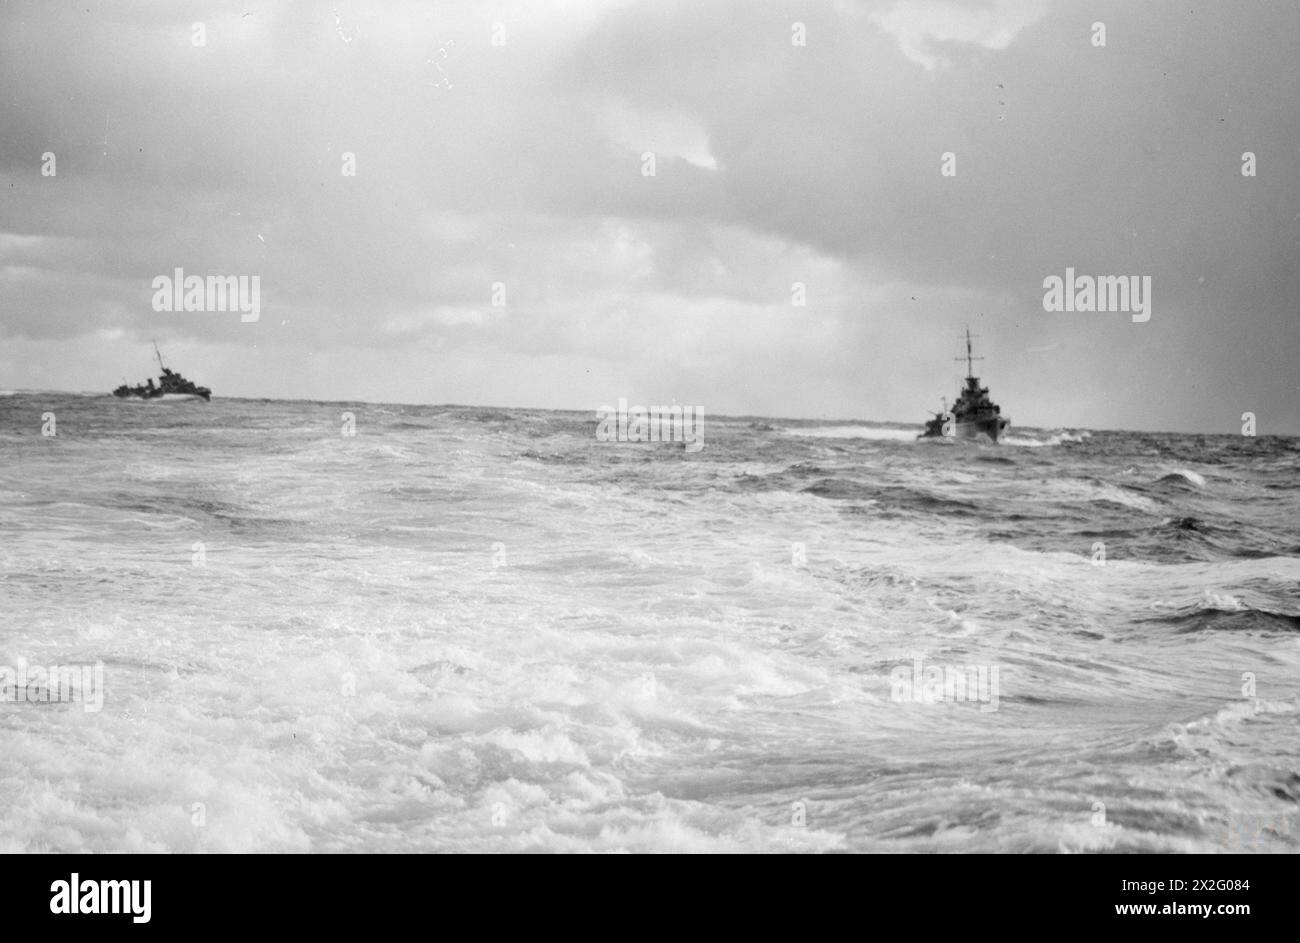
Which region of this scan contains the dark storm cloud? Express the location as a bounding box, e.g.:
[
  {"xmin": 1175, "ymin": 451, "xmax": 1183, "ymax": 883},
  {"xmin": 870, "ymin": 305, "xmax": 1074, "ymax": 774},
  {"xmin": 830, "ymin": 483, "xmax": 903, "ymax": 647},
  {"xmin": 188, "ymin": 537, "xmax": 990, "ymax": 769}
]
[{"xmin": 0, "ymin": 0, "xmax": 1295, "ymax": 432}]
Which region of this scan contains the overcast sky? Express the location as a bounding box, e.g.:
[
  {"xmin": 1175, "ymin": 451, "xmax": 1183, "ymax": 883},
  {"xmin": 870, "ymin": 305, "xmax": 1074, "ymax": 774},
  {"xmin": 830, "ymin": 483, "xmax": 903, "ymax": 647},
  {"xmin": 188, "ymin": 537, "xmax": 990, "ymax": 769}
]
[{"xmin": 1, "ymin": 0, "xmax": 1296, "ymax": 433}]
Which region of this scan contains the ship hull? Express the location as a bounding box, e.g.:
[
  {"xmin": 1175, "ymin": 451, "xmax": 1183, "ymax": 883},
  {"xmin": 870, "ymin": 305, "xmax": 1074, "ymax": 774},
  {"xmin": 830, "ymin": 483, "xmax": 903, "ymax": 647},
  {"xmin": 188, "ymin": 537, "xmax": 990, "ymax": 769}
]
[
  {"xmin": 919, "ymin": 416, "xmax": 1010, "ymax": 442},
  {"xmin": 112, "ymin": 391, "xmax": 210, "ymax": 402},
  {"xmin": 954, "ymin": 417, "xmax": 1009, "ymax": 442}
]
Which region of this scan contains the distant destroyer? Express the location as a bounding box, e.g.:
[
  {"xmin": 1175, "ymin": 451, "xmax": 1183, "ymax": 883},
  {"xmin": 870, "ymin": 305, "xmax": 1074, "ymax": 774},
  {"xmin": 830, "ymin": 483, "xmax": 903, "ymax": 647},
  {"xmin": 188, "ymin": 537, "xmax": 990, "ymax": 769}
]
[
  {"xmin": 919, "ymin": 329, "xmax": 1009, "ymax": 442},
  {"xmin": 112, "ymin": 342, "xmax": 211, "ymax": 402}
]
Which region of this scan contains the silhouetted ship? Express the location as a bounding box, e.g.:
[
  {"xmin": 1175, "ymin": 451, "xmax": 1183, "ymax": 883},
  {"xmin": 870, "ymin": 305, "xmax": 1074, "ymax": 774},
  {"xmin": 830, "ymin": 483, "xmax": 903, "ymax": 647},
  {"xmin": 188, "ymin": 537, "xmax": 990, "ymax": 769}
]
[
  {"xmin": 113, "ymin": 342, "xmax": 211, "ymax": 402},
  {"xmin": 919, "ymin": 329, "xmax": 1010, "ymax": 442}
]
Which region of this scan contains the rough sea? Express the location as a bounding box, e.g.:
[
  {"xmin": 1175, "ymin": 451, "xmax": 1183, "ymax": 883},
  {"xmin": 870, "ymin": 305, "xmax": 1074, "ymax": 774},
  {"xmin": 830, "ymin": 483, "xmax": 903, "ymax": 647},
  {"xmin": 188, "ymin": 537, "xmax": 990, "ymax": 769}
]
[{"xmin": 2, "ymin": 392, "xmax": 1298, "ymax": 853}]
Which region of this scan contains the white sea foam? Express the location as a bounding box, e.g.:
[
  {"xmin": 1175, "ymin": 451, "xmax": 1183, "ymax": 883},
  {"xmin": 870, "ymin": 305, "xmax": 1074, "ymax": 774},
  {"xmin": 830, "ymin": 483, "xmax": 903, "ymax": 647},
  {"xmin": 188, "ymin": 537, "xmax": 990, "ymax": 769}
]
[{"xmin": 783, "ymin": 425, "xmax": 919, "ymax": 441}]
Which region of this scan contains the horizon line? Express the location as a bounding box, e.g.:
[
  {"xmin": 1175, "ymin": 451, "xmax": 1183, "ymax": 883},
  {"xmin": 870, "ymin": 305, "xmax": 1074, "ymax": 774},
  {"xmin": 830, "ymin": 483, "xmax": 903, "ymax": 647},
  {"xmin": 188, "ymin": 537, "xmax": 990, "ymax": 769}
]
[{"xmin": 2, "ymin": 388, "xmax": 1292, "ymax": 439}]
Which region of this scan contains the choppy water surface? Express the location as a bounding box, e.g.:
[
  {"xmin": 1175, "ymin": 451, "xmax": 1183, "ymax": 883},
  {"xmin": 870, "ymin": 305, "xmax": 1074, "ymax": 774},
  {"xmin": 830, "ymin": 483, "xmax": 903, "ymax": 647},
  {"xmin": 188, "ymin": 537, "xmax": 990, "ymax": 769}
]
[{"xmin": 1, "ymin": 393, "xmax": 1298, "ymax": 852}]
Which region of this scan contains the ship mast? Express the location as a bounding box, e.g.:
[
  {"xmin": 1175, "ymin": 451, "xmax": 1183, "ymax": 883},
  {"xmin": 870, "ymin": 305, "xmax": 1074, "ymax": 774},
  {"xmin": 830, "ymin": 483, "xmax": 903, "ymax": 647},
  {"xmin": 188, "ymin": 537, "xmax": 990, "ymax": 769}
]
[
  {"xmin": 152, "ymin": 339, "xmax": 166, "ymax": 372},
  {"xmin": 955, "ymin": 326, "xmax": 983, "ymax": 379}
]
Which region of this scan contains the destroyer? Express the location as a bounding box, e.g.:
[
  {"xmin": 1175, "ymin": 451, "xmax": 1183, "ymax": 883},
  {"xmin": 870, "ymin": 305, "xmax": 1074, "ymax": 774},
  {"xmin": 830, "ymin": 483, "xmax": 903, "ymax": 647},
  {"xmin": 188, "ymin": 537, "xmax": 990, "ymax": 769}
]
[
  {"xmin": 919, "ymin": 329, "xmax": 1010, "ymax": 443},
  {"xmin": 112, "ymin": 341, "xmax": 211, "ymax": 402}
]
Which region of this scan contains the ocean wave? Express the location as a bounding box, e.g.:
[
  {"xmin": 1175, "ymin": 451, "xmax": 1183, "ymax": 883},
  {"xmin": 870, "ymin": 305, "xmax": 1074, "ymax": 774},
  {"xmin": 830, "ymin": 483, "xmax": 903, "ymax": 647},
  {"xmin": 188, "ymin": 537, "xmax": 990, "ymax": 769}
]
[
  {"xmin": 801, "ymin": 478, "xmax": 980, "ymax": 514},
  {"xmin": 1155, "ymin": 469, "xmax": 1207, "ymax": 489},
  {"xmin": 517, "ymin": 449, "xmax": 586, "ymax": 465},
  {"xmin": 1140, "ymin": 592, "xmax": 1300, "ymax": 634},
  {"xmin": 4, "ymin": 400, "xmax": 1298, "ymax": 853}
]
